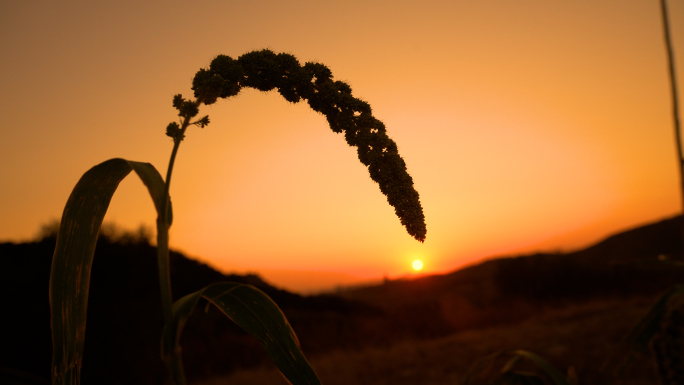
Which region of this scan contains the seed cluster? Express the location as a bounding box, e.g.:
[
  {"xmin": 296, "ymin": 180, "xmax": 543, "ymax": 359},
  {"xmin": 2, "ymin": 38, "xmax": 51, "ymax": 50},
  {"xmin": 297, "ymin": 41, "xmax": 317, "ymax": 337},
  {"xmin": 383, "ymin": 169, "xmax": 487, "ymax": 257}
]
[{"xmin": 172, "ymin": 49, "xmax": 426, "ymax": 242}]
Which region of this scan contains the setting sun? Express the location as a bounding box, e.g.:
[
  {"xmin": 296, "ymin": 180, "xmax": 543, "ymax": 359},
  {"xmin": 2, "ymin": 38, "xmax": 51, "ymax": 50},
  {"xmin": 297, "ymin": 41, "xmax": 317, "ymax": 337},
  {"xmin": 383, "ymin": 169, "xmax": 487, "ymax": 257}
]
[{"xmin": 412, "ymin": 260, "xmax": 424, "ymax": 271}]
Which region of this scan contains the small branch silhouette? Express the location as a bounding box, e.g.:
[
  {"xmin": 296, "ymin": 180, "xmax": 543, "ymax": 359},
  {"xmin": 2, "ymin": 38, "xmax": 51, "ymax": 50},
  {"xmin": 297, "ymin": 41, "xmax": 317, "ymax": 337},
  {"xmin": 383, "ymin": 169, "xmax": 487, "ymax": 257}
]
[{"xmin": 661, "ymin": 0, "xmax": 684, "ymax": 255}]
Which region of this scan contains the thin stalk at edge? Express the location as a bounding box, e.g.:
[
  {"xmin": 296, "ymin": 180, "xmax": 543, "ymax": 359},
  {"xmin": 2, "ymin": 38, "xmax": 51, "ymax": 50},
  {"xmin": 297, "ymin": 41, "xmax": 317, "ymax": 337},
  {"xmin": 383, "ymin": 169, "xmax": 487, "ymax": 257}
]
[{"xmin": 661, "ymin": 0, "xmax": 684, "ymax": 257}]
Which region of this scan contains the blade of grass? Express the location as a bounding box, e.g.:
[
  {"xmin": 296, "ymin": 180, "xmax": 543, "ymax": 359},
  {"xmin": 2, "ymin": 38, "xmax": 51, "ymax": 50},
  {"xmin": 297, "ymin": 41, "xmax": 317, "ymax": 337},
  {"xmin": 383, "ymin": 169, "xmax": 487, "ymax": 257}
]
[
  {"xmin": 164, "ymin": 282, "xmax": 321, "ymax": 385},
  {"xmin": 463, "ymin": 350, "xmax": 502, "ymax": 385},
  {"xmin": 500, "ymin": 355, "xmax": 523, "ymax": 374},
  {"xmin": 50, "ymin": 158, "xmax": 169, "ymax": 385},
  {"xmin": 463, "ymin": 350, "xmax": 571, "ymax": 385},
  {"xmin": 508, "ymin": 350, "xmax": 571, "ymax": 385},
  {"xmin": 620, "ymin": 284, "xmax": 684, "ymax": 361}
]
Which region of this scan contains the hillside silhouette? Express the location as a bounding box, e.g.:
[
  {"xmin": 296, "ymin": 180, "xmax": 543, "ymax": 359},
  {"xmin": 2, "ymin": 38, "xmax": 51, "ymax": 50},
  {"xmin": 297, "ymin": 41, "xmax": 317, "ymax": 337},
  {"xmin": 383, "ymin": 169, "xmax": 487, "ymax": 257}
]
[
  {"xmin": 1, "ymin": 216, "xmax": 683, "ymax": 384},
  {"xmin": 339, "ymin": 215, "xmax": 684, "ymax": 333}
]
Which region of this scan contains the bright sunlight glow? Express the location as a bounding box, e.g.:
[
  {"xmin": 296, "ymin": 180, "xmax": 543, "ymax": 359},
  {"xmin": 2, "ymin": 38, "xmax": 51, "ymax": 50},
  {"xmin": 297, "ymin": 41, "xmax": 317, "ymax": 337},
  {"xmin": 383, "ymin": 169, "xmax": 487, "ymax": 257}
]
[{"xmin": 412, "ymin": 259, "xmax": 424, "ymax": 271}]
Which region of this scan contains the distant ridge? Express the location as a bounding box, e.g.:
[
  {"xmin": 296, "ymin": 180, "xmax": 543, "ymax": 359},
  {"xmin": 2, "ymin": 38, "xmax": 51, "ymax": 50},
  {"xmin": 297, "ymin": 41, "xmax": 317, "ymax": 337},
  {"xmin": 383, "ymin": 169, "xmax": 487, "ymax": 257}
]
[
  {"xmin": 570, "ymin": 215, "xmax": 682, "ymax": 263},
  {"xmin": 338, "ymin": 215, "xmax": 684, "ymax": 330},
  {"xmin": 343, "ymin": 214, "xmax": 682, "ymax": 289}
]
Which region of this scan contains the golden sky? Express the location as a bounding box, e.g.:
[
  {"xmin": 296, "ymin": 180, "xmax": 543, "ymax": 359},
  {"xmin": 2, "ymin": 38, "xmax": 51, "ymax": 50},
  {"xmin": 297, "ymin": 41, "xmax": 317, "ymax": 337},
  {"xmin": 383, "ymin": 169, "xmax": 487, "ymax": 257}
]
[{"xmin": 1, "ymin": 1, "xmax": 683, "ymax": 293}]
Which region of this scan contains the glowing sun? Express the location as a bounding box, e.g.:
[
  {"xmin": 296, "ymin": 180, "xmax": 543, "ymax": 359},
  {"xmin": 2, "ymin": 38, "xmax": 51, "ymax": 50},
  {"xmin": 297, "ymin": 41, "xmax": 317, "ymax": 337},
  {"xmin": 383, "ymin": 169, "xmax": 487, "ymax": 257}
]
[{"xmin": 412, "ymin": 259, "xmax": 424, "ymax": 271}]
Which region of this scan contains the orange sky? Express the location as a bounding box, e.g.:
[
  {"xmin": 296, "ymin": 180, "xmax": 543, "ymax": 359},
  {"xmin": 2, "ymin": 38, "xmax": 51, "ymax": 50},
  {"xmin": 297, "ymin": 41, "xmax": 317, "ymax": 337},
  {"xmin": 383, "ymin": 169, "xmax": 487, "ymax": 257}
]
[{"xmin": 1, "ymin": 1, "xmax": 683, "ymax": 293}]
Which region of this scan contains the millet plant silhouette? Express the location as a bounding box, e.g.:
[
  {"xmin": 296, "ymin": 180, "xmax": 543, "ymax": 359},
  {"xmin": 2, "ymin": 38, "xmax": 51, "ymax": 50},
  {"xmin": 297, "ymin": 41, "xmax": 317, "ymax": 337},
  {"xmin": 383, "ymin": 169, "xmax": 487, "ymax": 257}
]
[{"xmin": 49, "ymin": 50, "xmax": 426, "ymax": 385}]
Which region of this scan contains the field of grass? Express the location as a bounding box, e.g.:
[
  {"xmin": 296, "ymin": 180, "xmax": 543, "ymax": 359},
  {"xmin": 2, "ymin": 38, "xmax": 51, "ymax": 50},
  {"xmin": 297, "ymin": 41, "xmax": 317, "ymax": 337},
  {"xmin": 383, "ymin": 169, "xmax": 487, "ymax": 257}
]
[{"xmin": 199, "ymin": 295, "xmax": 662, "ymax": 385}]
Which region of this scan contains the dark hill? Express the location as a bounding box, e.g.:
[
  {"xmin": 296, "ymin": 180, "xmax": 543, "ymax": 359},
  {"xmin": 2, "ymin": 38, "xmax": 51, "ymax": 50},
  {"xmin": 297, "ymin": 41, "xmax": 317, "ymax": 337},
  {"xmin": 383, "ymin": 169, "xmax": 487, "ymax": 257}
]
[
  {"xmin": 2, "ymin": 215, "xmax": 684, "ymax": 384},
  {"xmin": 0, "ymin": 236, "xmax": 380, "ymax": 385},
  {"xmin": 338, "ymin": 215, "xmax": 684, "ymax": 331}
]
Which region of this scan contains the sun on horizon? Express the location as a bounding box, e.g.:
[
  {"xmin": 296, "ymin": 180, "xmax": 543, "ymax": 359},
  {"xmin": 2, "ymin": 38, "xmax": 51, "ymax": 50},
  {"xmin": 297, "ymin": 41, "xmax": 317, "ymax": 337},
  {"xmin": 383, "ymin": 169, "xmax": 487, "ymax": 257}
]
[{"xmin": 412, "ymin": 259, "xmax": 424, "ymax": 272}]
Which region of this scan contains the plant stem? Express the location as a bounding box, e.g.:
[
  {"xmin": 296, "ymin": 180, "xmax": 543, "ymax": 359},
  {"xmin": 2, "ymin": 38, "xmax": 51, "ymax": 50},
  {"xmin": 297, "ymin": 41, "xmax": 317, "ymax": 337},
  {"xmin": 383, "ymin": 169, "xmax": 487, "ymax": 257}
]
[
  {"xmin": 660, "ymin": 0, "xmax": 684, "ymax": 258},
  {"xmin": 158, "ymin": 115, "xmax": 192, "ymax": 385},
  {"xmin": 159, "ymin": 140, "xmax": 180, "ymax": 324}
]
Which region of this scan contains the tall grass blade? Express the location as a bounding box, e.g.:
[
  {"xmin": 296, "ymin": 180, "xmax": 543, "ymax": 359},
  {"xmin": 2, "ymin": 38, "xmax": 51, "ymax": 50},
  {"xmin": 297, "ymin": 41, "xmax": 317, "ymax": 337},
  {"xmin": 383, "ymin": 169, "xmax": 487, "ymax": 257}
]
[
  {"xmin": 463, "ymin": 349, "xmax": 571, "ymax": 385},
  {"xmin": 164, "ymin": 282, "xmax": 321, "ymax": 385},
  {"xmin": 508, "ymin": 350, "xmax": 571, "ymax": 385},
  {"xmin": 620, "ymin": 284, "xmax": 684, "ymax": 366},
  {"xmin": 49, "ymin": 158, "xmax": 169, "ymax": 385}
]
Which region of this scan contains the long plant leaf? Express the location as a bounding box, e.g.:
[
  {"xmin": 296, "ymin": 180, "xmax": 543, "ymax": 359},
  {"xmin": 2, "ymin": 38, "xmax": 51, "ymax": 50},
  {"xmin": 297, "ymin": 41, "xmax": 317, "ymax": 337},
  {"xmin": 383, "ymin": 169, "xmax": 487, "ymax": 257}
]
[
  {"xmin": 624, "ymin": 284, "xmax": 684, "ymax": 352},
  {"xmin": 463, "ymin": 349, "xmax": 571, "ymax": 385},
  {"xmin": 49, "ymin": 158, "xmax": 169, "ymax": 385},
  {"xmin": 164, "ymin": 282, "xmax": 321, "ymax": 385},
  {"xmin": 509, "ymin": 350, "xmax": 571, "ymax": 385},
  {"xmin": 615, "ymin": 284, "xmax": 684, "ymax": 376}
]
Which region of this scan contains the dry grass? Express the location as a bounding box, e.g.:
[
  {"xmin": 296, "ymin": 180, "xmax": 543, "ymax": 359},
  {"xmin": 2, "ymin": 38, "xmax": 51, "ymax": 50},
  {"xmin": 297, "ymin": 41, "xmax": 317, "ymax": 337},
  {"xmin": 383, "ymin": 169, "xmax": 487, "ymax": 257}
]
[{"xmin": 197, "ymin": 295, "xmax": 662, "ymax": 385}]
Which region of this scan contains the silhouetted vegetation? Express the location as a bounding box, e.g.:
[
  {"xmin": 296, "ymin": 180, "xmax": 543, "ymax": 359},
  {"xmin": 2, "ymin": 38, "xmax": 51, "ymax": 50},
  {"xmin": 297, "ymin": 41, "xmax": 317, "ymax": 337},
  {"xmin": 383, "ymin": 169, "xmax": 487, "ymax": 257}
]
[
  {"xmin": 3, "ymin": 216, "xmax": 683, "ymax": 384},
  {"xmin": 46, "ymin": 49, "xmax": 429, "ymax": 385},
  {"xmin": 2, "ymin": 224, "xmax": 382, "ymax": 384}
]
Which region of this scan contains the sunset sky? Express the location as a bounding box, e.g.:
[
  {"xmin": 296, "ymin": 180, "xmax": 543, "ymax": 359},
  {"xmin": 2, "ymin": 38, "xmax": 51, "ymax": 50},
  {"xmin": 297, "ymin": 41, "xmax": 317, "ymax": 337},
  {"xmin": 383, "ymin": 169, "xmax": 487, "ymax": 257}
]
[{"xmin": 2, "ymin": 1, "xmax": 684, "ymax": 293}]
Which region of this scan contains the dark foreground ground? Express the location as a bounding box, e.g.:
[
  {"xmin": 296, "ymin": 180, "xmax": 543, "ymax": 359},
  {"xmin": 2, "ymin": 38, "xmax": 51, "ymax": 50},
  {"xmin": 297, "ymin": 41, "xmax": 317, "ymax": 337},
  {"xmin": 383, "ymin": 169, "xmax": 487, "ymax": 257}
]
[{"xmin": 203, "ymin": 296, "xmax": 660, "ymax": 385}]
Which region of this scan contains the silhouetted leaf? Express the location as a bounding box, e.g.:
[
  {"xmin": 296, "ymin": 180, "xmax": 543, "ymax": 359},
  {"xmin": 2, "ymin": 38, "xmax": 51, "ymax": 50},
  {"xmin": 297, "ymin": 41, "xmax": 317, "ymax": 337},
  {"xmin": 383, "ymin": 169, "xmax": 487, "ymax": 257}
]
[
  {"xmin": 49, "ymin": 158, "xmax": 168, "ymax": 385},
  {"xmin": 626, "ymin": 285, "xmax": 684, "ymax": 350},
  {"xmin": 464, "ymin": 349, "xmax": 571, "ymax": 385},
  {"xmin": 164, "ymin": 282, "xmax": 320, "ymax": 385}
]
